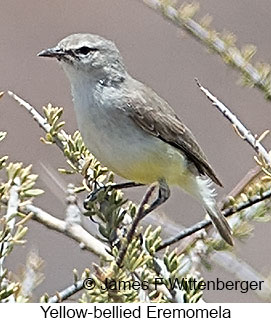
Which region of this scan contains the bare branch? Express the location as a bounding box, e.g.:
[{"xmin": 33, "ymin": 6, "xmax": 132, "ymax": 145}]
[
  {"xmin": 24, "ymin": 204, "xmax": 112, "ymax": 261},
  {"xmin": 196, "ymin": 79, "xmax": 271, "ymax": 166},
  {"xmin": 219, "ymin": 165, "xmax": 261, "ymax": 209},
  {"xmin": 7, "ymin": 91, "xmax": 65, "ymax": 153},
  {"xmin": 48, "ymin": 280, "xmax": 84, "ymax": 303},
  {"xmin": 7, "ymin": 91, "xmax": 49, "ymax": 133}
]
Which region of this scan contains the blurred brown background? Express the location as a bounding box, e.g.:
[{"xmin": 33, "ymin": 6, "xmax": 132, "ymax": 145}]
[{"xmin": 1, "ymin": 0, "xmax": 271, "ymax": 302}]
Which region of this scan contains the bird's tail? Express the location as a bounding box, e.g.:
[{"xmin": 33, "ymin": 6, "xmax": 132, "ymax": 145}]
[
  {"xmin": 204, "ymin": 202, "xmax": 234, "ymax": 246},
  {"xmin": 194, "ymin": 176, "xmax": 234, "ymax": 246}
]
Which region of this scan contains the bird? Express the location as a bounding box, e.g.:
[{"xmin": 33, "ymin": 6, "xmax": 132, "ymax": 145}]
[{"xmin": 38, "ymin": 33, "xmax": 233, "ymax": 246}]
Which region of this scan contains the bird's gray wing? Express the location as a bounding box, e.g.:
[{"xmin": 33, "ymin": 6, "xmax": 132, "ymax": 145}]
[{"xmin": 123, "ymin": 84, "xmax": 222, "ymax": 186}]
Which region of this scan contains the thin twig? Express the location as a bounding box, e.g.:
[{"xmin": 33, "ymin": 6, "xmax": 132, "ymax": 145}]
[
  {"xmin": 219, "ymin": 165, "xmax": 261, "ymax": 209},
  {"xmin": 158, "ymin": 188, "xmax": 271, "ymax": 250},
  {"xmin": 141, "ymin": 0, "xmax": 271, "ymax": 99},
  {"xmin": 196, "ymin": 79, "xmax": 271, "ymax": 166},
  {"xmin": 7, "ymin": 91, "xmax": 65, "ymax": 153},
  {"xmin": 116, "ymin": 185, "xmax": 156, "ymax": 267},
  {"xmin": 47, "ymin": 264, "xmax": 174, "ymax": 303},
  {"xmin": 24, "ymin": 204, "xmax": 112, "ymax": 261},
  {"xmin": 48, "ymin": 280, "xmax": 84, "ymax": 303}
]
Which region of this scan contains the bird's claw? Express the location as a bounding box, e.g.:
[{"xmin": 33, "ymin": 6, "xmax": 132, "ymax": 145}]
[{"xmin": 83, "ymin": 184, "xmax": 111, "ymax": 209}]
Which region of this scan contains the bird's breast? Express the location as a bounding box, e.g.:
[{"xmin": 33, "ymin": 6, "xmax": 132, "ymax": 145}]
[{"xmin": 71, "ymin": 84, "xmax": 188, "ymax": 184}]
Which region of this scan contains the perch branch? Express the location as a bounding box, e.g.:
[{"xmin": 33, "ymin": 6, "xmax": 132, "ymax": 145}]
[{"xmin": 158, "ymin": 187, "xmax": 271, "ymax": 250}]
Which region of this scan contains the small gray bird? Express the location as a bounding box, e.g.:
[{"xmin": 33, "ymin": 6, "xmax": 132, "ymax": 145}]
[{"xmin": 38, "ymin": 33, "xmax": 233, "ymax": 246}]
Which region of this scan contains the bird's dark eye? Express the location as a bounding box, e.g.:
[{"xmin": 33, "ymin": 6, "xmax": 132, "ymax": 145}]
[{"xmin": 75, "ymin": 46, "xmax": 97, "ymax": 55}]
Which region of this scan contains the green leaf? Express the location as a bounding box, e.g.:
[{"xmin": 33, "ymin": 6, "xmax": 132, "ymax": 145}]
[{"xmin": 23, "ymin": 189, "xmax": 44, "ymax": 197}]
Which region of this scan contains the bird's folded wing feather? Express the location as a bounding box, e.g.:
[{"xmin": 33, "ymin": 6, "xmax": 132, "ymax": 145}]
[{"xmin": 122, "ymin": 84, "xmax": 222, "ymax": 187}]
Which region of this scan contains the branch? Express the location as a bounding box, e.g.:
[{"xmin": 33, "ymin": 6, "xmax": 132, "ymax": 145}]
[
  {"xmin": 219, "ymin": 165, "xmax": 261, "ymax": 209},
  {"xmin": 141, "ymin": 0, "xmax": 271, "ymax": 99},
  {"xmin": 158, "ymin": 188, "xmax": 271, "ymax": 250},
  {"xmin": 48, "ymin": 279, "xmax": 84, "ymax": 303},
  {"xmin": 116, "ymin": 185, "xmax": 156, "ymax": 267},
  {"xmin": 196, "ymin": 79, "xmax": 271, "ymax": 166},
  {"xmin": 24, "ymin": 204, "xmax": 112, "ymax": 261},
  {"xmin": 7, "ymin": 91, "xmax": 65, "ymax": 153}
]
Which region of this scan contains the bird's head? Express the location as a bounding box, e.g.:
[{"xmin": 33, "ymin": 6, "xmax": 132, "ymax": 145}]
[{"xmin": 38, "ymin": 33, "xmax": 126, "ymax": 83}]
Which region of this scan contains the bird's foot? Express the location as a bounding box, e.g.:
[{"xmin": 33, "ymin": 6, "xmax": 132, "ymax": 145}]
[{"xmin": 83, "ymin": 181, "xmax": 143, "ymax": 210}]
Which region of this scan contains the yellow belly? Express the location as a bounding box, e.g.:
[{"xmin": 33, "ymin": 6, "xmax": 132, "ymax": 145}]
[{"xmin": 110, "ymin": 143, "xmax": 188, "ymax": 186}]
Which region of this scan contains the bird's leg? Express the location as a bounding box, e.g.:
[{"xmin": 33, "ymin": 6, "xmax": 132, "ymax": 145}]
[
  {"xmin": 138, "ymin": 179, "xmax": 170, "ymax": 220},
  {"xmin": 84, "ymin": 181, "xmax": 143, "ymax": 209},
  {"xmin": 116, "ymin": 182, "xmax": 169, "ymax": 267},
  {"xmin": 110, "ymin": 181, "xmax": 144, "ymax": 190}
]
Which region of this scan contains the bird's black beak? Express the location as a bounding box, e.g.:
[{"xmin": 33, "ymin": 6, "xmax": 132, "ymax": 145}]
[{"xmin": 37, "ymin": 47, "xmax": 65, "ymax": 58}]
